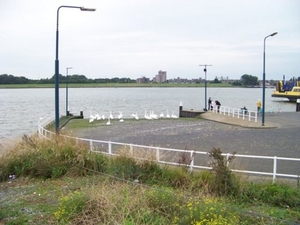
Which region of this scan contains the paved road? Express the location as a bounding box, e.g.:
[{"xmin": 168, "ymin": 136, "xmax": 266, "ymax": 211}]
[{"xmin": 69, "ymin": 112, "xmax": 300, "ymax": 178}]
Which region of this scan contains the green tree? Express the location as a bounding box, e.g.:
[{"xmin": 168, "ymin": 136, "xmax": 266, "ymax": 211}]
[
  {"xmin": 212, "ymin": 78, "xmax": 221, "ymax": 83},
  {"xmin": 0, "ymin": 74, "xmax": 29, "ymax": 84},
  {"xmin": 240, "ymin": 74, "xmax": 258, "ymax": 86}
]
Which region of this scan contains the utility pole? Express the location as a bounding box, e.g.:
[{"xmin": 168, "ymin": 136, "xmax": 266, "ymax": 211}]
[{"xmin": 199, "ymin": 64, "xmax": 212, "ymax": 111}]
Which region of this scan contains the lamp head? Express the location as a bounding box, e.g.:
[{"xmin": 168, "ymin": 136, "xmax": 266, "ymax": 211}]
[
  {"xmin": 270, "ymin": 32, "xmax": 278, "ymax": 36},
  {"xmin": 80, "ymin": 7, "xmax": 96, "ymax": 11}
]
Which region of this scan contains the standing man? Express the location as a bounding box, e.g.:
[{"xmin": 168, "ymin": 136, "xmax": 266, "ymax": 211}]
[
  {"xmin": 215, "ymin": 100, "xmax": 221, "ymax": 113},
  {"xmin": 208, "ymin": 97, "xmax": 212, "ymax": 111},
  {"xmin": 256, "ymin": 99, "xmax": 262, "ymax": 113}
]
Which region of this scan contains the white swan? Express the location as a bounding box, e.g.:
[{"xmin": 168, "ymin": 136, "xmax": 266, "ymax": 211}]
[
  {"xmin": 171, "ymin": 111, "xmax": 178, "ymax": 118},
  {"xmin": 106, "ymin": 118, "xmax": 111, "ymax": 125},
  {"xmin": 131, "ymin": 113, "xmax": 139, "ymax": 120},
  {"xmin": 119, "ymin": 118, "xmax": 124, "ymax": 122},
  {"xmin": 101, "ymin": 114, "xmax": 105, "ymax": 120},
  {"xmin": 109, "ymin": 111, "xmax": 114, "ymax": 120},
  {"xmin": 150, "ymin": 111, "xmax": 158, "ymax": 119},
  {"xmin": 159, "ymin": 112, "xmax": 164, "ymax": 118},
  {"xmin": 144, "ymin": 111, "xmax": 152, "ymax": 120},
  {"xmin": 166, "ymin": 110, "xmax": 170, "ymax": 118},
  {"xmin": 95, "ymin": 112, "xmax": 101, "ymax": 120},
  {"xmin": 89, "ymin": 111, "xmax": 95, "ymax": 123},
  {"xmin": 118, "ymin": 111, "xmax": 123, "ymax": 120}
]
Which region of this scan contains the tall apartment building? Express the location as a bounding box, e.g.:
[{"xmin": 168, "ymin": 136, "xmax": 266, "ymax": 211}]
[{"xmin": 153, "ymin": 70, "xmax": 167, "ymax": 83}]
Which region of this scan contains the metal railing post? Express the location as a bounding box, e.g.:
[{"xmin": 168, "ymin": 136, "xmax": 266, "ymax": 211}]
[
  {"xmin": 226, "ymin": 153, "xmax": 230, "ymax": 167},
  {"xmin": 273, "ymin": 156, "xmax": 277, "ymax": 183},
  {"xmin": 156, "ymin": 147, "xmax": 160, "ymax": 162},
  {"xmin": 189, "ymin": 151, "xmax": 194, "ymax": 172},
  {"xmin": 108, "ymin": 141, "xmax": 112, "ymax": 154},
  {"xmin": 89, "ymin": 140, "xmax": 93, "ymax": 151},
  {"xmin": 130, "ymin": 144, "xmax": 133, "ymax": 155}
]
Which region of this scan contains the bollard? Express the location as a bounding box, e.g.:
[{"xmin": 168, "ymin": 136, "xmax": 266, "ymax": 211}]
[
  {"xmin": 179, "ymin": 102, "xmax": 183, "ymax": 117},
  {"xmin": 80, "ymin": 111, "xmax": 83, "ymax": 118},
  {"xmin": 296, "ymin": 99, "xmax": 300, "ymax": 112}
]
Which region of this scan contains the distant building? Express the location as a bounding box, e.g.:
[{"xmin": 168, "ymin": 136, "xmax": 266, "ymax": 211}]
[
  {"xmin": 136, "ymin": 76, "xmax": 150, "ymax": 83},
  {"xmin": 153, "ymin": 70, "xmax": 167, "ymax": 83}
]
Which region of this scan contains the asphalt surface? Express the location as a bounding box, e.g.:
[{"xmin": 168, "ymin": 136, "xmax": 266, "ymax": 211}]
[{"xmin": 69, "ymin": 111, "xmax": 300, "ymax": 178}]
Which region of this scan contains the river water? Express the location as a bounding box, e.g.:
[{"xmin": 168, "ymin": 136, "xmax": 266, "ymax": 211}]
[{"xmin": 0, "ymin": 87, "xmax": 295, "ymax": 142}]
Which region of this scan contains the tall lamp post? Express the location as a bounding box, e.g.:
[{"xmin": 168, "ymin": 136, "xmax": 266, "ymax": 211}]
[
  {"xmin": 55, "ymin": 5, "xmax": 96, "ymax": 134},
  {"xmin": 66, "ymin": 67, "xmax": 72, "ymax": 116},
  {"xmin": 199, "ymin": 64, "xmax": 212, "ymax": 111},
  {"xmin": 262, "ymin": 32, "xmax": 277, "ymax": 126}
]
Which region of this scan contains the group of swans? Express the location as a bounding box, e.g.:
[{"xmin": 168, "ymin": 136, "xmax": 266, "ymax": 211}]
[
  {"xmin": 89, "ymin": 110, "xmax": 178, "ymax": 125},
  {"xmin": 144, "ymin": 110, "xmax": 178, "ymax": 120},
  {"xmin": 89, "ymin": 111, "xmax": 122, "ymax": 123},
  {"xmin": 89, "ymin": 111, "xmax": 128, "ymax": 125}
]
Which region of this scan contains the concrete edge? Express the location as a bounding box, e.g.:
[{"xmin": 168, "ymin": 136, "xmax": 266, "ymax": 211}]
[{"xmin": 199, "ymin": 113, "xmax": 278, "ymax": 129}]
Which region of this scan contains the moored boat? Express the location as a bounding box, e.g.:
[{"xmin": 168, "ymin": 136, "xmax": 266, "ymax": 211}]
[{"xmin": 271, "ymin": 76, "xmax": 300, "ymax": 102}]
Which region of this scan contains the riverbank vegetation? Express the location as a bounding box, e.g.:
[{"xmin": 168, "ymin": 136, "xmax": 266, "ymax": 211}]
[
  {"xmin": 1, "ymin": 73, "xmax": 268, "ymax": 88},
  {"xmin": 0, "ymin": 82, "xmax": 234, "ymax": 89},
  {"xmin": 0, "ymin": 135, "xmax": 299, "ymax": 224}
]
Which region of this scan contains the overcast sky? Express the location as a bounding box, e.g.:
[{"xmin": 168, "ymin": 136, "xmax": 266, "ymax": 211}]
[{"xmin": 1, "ymin": 0, "xmax": 299, "ymax": 81}]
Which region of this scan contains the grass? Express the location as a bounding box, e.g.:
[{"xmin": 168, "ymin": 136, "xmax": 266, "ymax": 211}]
[
  {"xmin": 0, "ymin": 135, "xmax": 299, "ymax": 224},
  {"xmin": 50, "ymin": 116, "xmax": 201, "ymax": 132}
]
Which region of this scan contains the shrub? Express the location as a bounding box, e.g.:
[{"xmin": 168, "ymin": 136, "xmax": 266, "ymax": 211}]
[
  {"xmin": 190, "ymin": 170, "xmax": 215, "ymax": 194},
  {"xmin": 240, "ymin": 182, "xmax": 300, "ymax": 208},
  {"xmin": 161, "ymin": 166, "xmax": 192, "ymax": 188},
  {"xmin": 0, "ymin": 134, "xmax": 102, "ymax": 180},
  {"xmin": 208, "ymin": 148, "xmax": 240, "ymax": 196}
]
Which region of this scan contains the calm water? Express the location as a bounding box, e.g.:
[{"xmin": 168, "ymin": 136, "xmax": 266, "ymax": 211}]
[{"xmin": 0, "ymin": 87, "xmax": 295, "ymax": 141}]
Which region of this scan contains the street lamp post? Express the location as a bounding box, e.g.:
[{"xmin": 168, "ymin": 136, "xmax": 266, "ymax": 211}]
[
  {"xmin": 66, "ymin": 67, "xmax": 72, "ymax": 116},
  {"xmin": 55, "ymin": 5, "xmax": 96, "ymax": 134},
  {"xmin": 262, "ymin": 32, "xmax": 277, "ymax": 126},
  {"xmin": 199, "ymin": 65, "xmax": 212, "ymax": 111}
]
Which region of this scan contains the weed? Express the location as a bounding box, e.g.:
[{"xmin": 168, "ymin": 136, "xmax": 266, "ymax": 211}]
[
  {"xmin": 1, "ymin": 137, "xmax": 299, "ymax": 224},
  {"xmin": 240, "ymin": 182, "xmax": 300, "ymax": 208},
  {"xmin": 161, "ymin": 166, "xmax": 192, "ymax": 188},
  {"xmin": 173, "ymin": 197, "xmax": 240, "ymax": 224},
  {"xmin": 208, "ymin": 147, "xmax": 239, "ymax": 196},
  {"xmin": 54, "ymin": 190, "xmax": 87, "ymax": 223}
]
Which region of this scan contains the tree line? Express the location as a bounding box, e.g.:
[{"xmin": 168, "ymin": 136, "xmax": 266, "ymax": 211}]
[
  {"xmin": 0, "ymin": 73, "xmax": 283, "ymax": 86},
  {"xmin": 0, "ymin": 74, "xmax": 136, "ymax": 84}
]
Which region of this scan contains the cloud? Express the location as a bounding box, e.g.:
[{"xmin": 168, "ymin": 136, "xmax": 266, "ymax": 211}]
[{"xmin": 0, "ymin": 0, "xmax": 299, "ymax": 80}]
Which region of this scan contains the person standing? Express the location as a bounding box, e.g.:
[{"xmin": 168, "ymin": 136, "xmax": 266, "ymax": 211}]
[
  {"xmin": 256, "ymin": 99, "xmax": 262, "ymax": 113},
  {"xmin": 215, "ymin": 100, "xmax": 221, "ymax": 113}
]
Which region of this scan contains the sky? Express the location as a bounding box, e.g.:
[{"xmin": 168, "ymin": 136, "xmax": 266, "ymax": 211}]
[{"xmin": 1, "ymin": 0, "xmax": 299, "ymax": 81}]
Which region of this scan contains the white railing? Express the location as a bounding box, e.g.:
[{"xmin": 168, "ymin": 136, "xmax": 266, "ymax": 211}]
[
  {"xmin": 38, "ymin": 116, "xmax": 299, "ymax": 183},
  {"xmin": 211, "ymin": 105, "xmax": 258, "ymax": 122}
]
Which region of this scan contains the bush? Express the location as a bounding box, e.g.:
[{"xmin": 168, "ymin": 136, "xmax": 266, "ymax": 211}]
[
  {"xmin": 160, "ymin": 166, "xmax": 192, "ymax": 188},
  {"xmin": 208, "ymin": 148, "xmax": 240, "ymax": 196},
  {"xmin": 0, "ymin": 135, "xmax": 102, "ymax": 180},
  {"xmin": 240, "ymin": 182, "xmax": 300, "ymax": 208}
]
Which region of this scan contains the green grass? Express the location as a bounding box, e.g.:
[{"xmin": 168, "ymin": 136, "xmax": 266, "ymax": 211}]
[
  {"xmin": 0, "ymin": 135, "xmax": 299, "ymax": 224},
  {"xmin": 0, "ymin": 82, "xmax": 235, "ymax": 89},
  {"xmin": 59, "ymin": 117, "xmax": 201, "ymax": 130}
]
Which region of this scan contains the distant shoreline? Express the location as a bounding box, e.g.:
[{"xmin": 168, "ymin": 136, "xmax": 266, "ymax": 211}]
[{"xmin": 0, "ymin": 83, "xmax": 241, "ymax": 89}]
